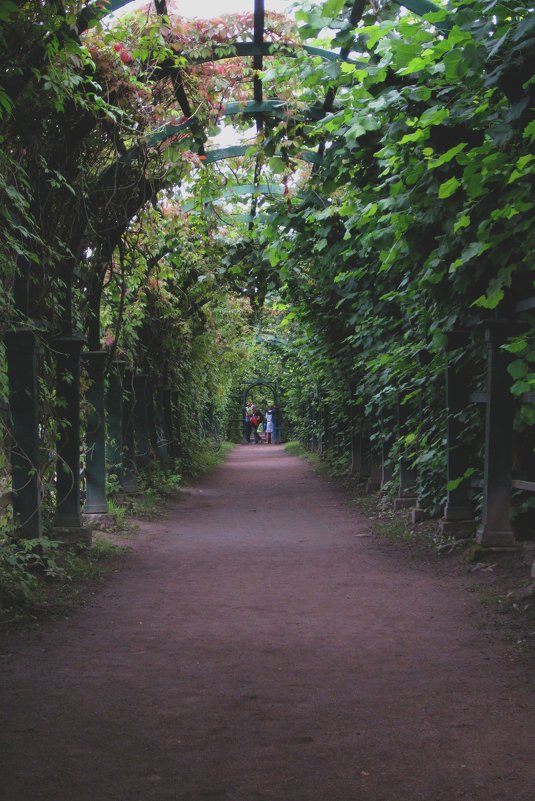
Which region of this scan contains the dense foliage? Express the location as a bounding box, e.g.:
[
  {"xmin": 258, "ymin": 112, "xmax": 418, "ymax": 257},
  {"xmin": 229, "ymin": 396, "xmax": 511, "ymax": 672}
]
[{"xmin": 1, "ymin": 0, "xmax": 535, "ymax": 605}]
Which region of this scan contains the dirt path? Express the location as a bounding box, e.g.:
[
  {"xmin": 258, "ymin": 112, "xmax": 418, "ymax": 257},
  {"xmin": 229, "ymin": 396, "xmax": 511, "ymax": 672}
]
[{"xmin": 1, "ymin": 445, "xmax": 535, "ymax": 801}]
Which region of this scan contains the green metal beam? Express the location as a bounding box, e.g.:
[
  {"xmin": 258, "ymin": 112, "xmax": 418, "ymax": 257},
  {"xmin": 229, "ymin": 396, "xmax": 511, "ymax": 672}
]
[
  {"xmin": 222, "ymin": 99, "xmax": 326, "ymax": 121},
  {"xmin": 393, "ymin": 0, "xmax": 451, "ymax": 31},
  {"xmin": 394, "ymin": 0, "xmax": 446, "ymax": 18},
  {"xmin": 204, "ymin": 144, "xmax": 320, "ymax": 165},
  {"xmin": 136, "ymin": 104, "xmax": 324, "ymax": 162},
  {"xmin": 203, "ymin": 146, "xmax": 248, "ymax": 164},
  {"xmin": 182, "ymin": 183, "xmax": 289, "ymax": 213}
]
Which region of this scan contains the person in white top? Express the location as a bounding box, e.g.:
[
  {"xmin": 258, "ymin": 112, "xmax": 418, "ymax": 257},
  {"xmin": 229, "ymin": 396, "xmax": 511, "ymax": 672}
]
[{"xmin": 265, "ymin": 408, "xmax": 274, "ymax": 444}]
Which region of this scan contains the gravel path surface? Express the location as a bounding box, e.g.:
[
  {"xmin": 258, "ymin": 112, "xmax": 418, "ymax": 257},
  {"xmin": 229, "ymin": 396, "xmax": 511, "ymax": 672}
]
[{"xmin": 1, "ymin": 444, "xmax": 534, "ymax": 801}]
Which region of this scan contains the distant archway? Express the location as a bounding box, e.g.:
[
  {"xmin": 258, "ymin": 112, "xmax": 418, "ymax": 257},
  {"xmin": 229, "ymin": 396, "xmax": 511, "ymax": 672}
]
[{"xmin": 241, "ymin": 378, "xmax": 283, "ymax": 444}]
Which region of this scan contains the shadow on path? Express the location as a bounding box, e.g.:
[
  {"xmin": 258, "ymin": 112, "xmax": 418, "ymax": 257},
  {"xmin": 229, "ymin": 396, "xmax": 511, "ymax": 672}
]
[{"xmin": 1, "ymin": 445, "xmax": 535, "ymax": 801}]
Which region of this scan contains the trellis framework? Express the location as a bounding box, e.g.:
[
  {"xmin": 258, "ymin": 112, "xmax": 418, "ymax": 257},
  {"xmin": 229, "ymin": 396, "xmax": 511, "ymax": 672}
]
[{"xmin": 2, "ymin": 0, "xmax": 533, "ymax": 578}]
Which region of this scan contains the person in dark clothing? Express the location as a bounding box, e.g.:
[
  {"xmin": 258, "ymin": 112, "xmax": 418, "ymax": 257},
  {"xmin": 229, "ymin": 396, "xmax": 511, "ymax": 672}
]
[
  {"xmin": 243, "ymin": 402, "xmax": 253, "ymax": 443},
  {"xmin": 250, "ymin": 407, "xmax": 263, "ymax": 443}
]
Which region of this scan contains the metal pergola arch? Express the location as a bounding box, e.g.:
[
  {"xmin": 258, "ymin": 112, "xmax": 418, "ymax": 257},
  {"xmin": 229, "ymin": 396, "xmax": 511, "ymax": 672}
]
[
  {"xmin": 5, "ymin": 0, "xmax": 454, "ymax": 539},
  {"xmin": 90, "ymin": 0, "xmax": 447, "ymax": 226}
]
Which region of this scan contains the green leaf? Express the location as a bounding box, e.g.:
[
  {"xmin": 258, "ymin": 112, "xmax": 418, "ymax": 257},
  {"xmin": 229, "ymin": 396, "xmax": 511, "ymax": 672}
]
[
  {"xmin": 428, "ymin": 143, "xmax": 467, "ymax": 169},
  {"xmin": 420, "ymin": 105, "xmax": 449, "ymax": 127},
  {"xmin": 508, "ymin": 360, "xmax": 528, "ymax": 380},
  {"xmin": 453, "ymin": 213, "xmax": 470, "ymax": 232},
  {"xmin": 321, "ymin": 0, "xmax": 346, "ymax": 17},
  {"xmin": 504, "ymin": 339, "xmax": 528, "ymax": 354},
  {"xmin": 268, "ymin": 157, "xmax": 286, "ymax": 174},
  {"xmin": 438, "ymin": 176, "xmax": 461, "ymax": 198}
]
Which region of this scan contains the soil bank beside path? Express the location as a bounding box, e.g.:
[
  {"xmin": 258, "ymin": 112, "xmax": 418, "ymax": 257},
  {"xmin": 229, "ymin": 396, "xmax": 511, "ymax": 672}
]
[{"xmin": 1, "ymin": 444, "xmax": 535, "ymax": 801}]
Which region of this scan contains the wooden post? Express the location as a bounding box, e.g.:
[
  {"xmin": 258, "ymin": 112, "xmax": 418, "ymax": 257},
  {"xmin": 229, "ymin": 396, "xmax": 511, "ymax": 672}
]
[
  {"xmin": 477, "ymin": 321, "xmax": 515, "ymax": 547},
  {"xmin": 6, "ymin": 330, "xmax": 43, "ymax": 539}
]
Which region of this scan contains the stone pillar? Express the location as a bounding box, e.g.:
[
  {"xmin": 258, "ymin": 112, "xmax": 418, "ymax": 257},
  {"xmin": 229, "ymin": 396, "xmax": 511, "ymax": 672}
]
[
  {"xmin": 106, "ymin": 361, "xmax": 125, "ymax": 487},
  {"xmin": 121, "ymin": 370, "xmax": 137, "ymax": 493},
  {"xmin": 133, "ymin": 375, "xmax": 151, "ymax": 470},
  {"xmin": 54, "ymin": 336, "xmax": 90, "ymax": 540},
  {"xmin": 6, "ymin": 330, "xmax": 43, "ymax": 539},
  {"xmin": 439, "ymin": 331, "xmax": 475, "ymax": 536},
  {"xmin": 83, "ymin": 350, "xmax": 108, "ymax": 514},
  {"xmin": 477, "ymin": 321, "xmax": 516, "ymax": 547}
]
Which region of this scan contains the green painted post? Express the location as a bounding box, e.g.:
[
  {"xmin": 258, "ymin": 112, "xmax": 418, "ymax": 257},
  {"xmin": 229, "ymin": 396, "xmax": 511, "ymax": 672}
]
[
  {"xmin": 394, "ymin": 397, "xmax": 418, "ymax": 510},
  {"xmin": 171, "ymin": 390, "xmax": 183, "ymax": 458},
  {"xmin": 83, "ymin": 350, "xmax": 108, "ymax": 514},
  {"xmin": 440, "ymin": 331, "xmax": 475, "ymax": 536},
  {"xmin": 155, "ymin": 388, "xmax": 170, "ymax": 467},
  {"xmin": 6, "ymin": 330, "xmax": 43, "ymax": 539},
  {"xmin": 162, "ymin": 387, "xmax": 176, "ymax": 458},
  {"xmin": 54, "ymin": 335, "xmax": 87, "ymax": 531},
  {"xmin": 477, "ymin": 322, "xmax": 516, "ymax": 547},
  {"xmin": 273, "ymin": 407, "xmax": 283, "ymax": 444},
  {"xmin": 349, "ymin": 385, "xmax": 360, "ymax": 475},
  {"xmin": 133, "ymin": 374, "xmax": 152, "ymax": 470},
  {"xmin": 367, "ymin": 448, "xmax": 382, "ymax": 492},
  {"xmin": 121, "ymin": 371, "xmax": 138, "ymax": 493},
  {"xmin": 380, "ymin": 407, "xmax": 394, "ymax": 488},
  {"xmin": 106, "ymin": 361, "xmax": 126, "ymax": 486}
]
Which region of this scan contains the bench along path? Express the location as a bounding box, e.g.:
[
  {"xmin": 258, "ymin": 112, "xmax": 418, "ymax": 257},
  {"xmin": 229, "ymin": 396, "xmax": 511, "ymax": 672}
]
[{"xmin": 1, "ymin": 445, "xmax": 535, "ymax": 801}]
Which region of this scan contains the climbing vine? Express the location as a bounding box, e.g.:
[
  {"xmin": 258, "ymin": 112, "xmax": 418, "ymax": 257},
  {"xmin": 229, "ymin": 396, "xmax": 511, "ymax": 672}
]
[{"xmin": 1, "ymin": 0, "xmax": 535, "ymax": 604}]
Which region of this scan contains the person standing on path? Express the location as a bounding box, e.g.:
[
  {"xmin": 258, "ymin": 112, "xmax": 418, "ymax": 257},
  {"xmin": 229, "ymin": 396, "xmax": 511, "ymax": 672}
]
[
  {"xmin": 243, "ymin": 402, "xmax": 254, "ymax": 443},
  {"xmin": 265, "ymin": 408, "xmax": 274, "ymax": 444},
  {"xmin": 250, "ymin": 407, "xmax": 263, "ymax": 444}
]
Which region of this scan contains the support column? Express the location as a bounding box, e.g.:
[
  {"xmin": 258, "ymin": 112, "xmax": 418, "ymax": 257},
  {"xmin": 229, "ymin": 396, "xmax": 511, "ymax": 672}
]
[
  {"xmin": 273, "ymin": 407, "xmax": 283, "ymax": 444},
  {"xmin": 83, "ymin": 350, "xmax": 108, "ymax": 514},
  {"xmin": 367, "ymin": 448, "xmax": 382, "ymax": 493},
  {"xmin": 360, "ymin": 428, "xmax": 371, "ymax": 480},
  {"xmin": 106, "ymin": 361, "xmax": 126, "ymax": 487},
  {"xmin": 171, "ymin": 390, "xmax": 183, "ymax": 459},
  {"xmin": 133, "ymin": 374, "xmax": 151, "ymax": 470},
  {"xmin": 155, "ymin": 388, "xmax": 170, "ymax": 467},
  {"xmin": 439, "ymin": 331, "xmax": 475, "ymax": 537},
  {"xmin": 351, "ymin": 430, "xmax": 371, "ymax": 482},
  {"xmin": 162, "ymin": 387, "xmax": 175, "ymax": 459},
  {"xmin": 121, "ymin": 370, "xmax": 137, "ymax": 493},
  {"xmin": 381, "ymin": 437, "xmax": 393, "ymax": 488},
  {"xmin": 394, "ymin": 397, "xmax": 418, "ymax": 511},
  {"xmin": 54, "ymin": 335, "xmax": 90, "ymax": 540},
  {"xmin": 477, "ymin": 321, "xmax": 516, "ymax": 547},
  {"xmin": 6, "ymin": 330, "xmax": 42, "ymax": 539},
  {"xmin": 379, "ymin": 407, "xmax": 394, "ymax": 489},
  {"xmin": 351, "ymin": 429, "xmax": 362, "ymax": 476}
]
